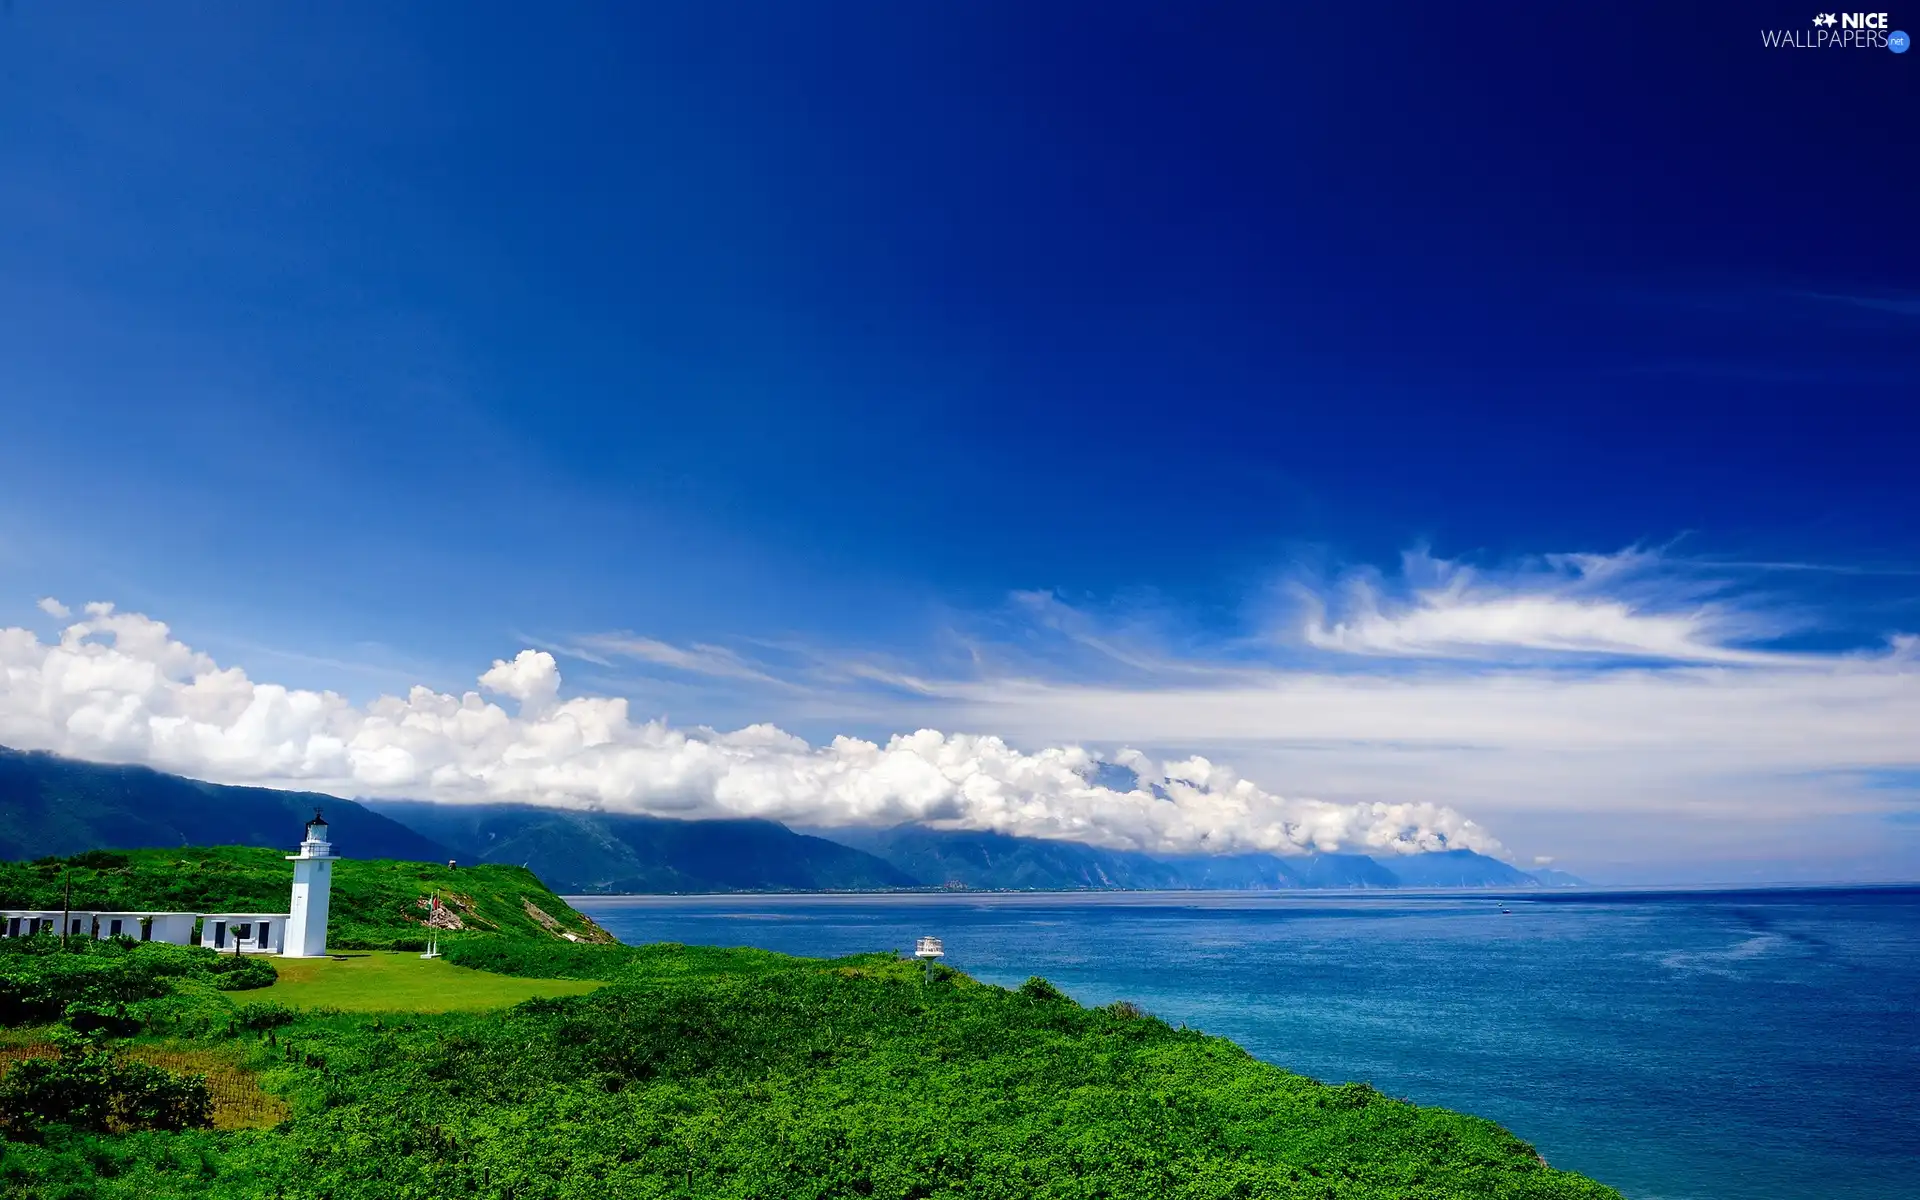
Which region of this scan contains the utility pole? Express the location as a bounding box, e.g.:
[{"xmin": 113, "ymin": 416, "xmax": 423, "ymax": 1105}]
[{"xmin": 59, "ymin": 868, "xmax": 72, "ymax": 951}]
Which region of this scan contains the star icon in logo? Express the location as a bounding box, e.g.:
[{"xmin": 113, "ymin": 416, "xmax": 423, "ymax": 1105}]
[{"xmin": 1812, "ymin": 12, "xmax": 1838, "ymax": 25}]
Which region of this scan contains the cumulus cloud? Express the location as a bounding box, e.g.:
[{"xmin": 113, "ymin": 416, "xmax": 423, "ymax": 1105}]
[
  {"xmin": 0, "ymin": 602, "xmax": 1500, "ymax": 859},
  {"xmin": 35, "ymin": 598, "xmax": 69, "ymax": 619},
  {"xmin": 476, "ymin": 649, "xmax": 562, "ymax": 709}
]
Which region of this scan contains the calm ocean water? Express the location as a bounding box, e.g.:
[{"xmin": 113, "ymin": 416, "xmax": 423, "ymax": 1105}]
[{"xmin": 574, "ymin": 887, "xmax": 1920, "ymax": 1200}]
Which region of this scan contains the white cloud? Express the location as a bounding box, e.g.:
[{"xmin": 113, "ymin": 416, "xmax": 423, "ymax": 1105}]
[
  {"xmin": 1298, "ymin": 548, "xmax": 1785, "ymax": 662},
  {"xmin": 35, "ymin": 597, "xmax": 69, "ymax": 619},
  {"xmin": 571, "ymin": 633, "xmax": 790, "ymax": 686},
  {"xmin": 0, "ymin": 603, "xmax": 1499, "ymax": 859},
  {"xmin": 476, "ymin": 649, "xmax": 562, "ymax": 710}
]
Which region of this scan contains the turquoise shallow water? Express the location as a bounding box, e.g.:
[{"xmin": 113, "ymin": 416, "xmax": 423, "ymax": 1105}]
[{"xmin": 575, "ymin": 886, "xmax": 1920, "ymax": 1200}]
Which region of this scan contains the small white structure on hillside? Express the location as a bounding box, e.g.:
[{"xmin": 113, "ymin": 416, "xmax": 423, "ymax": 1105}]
[
  {"xmin": 283, "ymin": 809, "xmax": 338, "ymax": 958},
  {"xmin": 203, "ymin": 913, "xmax": 287, "ymax": 955},
  {"xmin": 913, "ymin": 935, "xmax": 944, "ymax": 982}
]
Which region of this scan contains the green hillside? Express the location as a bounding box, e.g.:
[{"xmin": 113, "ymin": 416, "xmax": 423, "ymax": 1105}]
[
  {"xmin": 0, "ymin": 847, "xmax": 610, "ymax": 949},
  {"xmin": 2, "ymin": 938, "xmax": 1624, "ymax": 1199}
]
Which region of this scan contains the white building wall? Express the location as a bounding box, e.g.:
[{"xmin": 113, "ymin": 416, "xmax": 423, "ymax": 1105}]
[
  {"xmin": 93, "ymin": 912, "xmax": 147, "ymax": 940},
  {"xmin": 148, "ymin": 913, "xmax": 198, "ymax": 945}
]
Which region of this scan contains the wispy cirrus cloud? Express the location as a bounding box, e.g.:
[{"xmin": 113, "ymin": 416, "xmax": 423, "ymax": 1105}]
[
  {"xmin": 1294, "ymin": 547, "xmax": 1797, "ymax": 664},
  {"xmin": 566, "ymin": 632, "xmax": 793, "ymax": 687}
]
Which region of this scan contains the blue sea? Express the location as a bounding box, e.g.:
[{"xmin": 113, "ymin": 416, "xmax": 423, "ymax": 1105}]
[{"xmin": 574, "ymin": 887, "xmax": 1920, "ymax": 1200}]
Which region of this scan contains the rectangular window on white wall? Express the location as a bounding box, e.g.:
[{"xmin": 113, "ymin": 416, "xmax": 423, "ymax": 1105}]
[{"xmin": 213, "ymin": 921, "xmax": 226, "ymax": 948}]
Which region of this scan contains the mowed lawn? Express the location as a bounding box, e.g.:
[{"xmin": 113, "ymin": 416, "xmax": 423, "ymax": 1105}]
[{"xmin": 257, "ymin": 951, "xmax": 604, "ymax": 1012}]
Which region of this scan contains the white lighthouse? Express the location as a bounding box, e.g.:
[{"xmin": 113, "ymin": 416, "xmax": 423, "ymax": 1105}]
[{"xmin": 283, "ymin": 809, "xmax": 338, "ymax": 958}]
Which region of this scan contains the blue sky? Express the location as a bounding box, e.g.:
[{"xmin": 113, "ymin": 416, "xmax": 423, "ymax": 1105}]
[{"xmin": 0, "ymin": 3, "xmax": 1915, "ymax": 882}]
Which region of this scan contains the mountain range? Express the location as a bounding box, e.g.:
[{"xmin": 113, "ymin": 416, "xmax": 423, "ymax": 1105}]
[
  {"xmin": 0, "ymin": 745, "xmax": 1579, "ymax": 891},
  {"xmin": 0, "ymin": 745, "xmax": 443, "ymax": 863},
  {"xmin": 366, "ymin": 801, "xmax": 920, "ymax": 893}
]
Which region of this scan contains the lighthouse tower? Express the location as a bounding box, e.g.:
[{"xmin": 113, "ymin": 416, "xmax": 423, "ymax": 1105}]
[{"xmin": 284, "ymin": 810, "xmax": 338, "ymax": 958}]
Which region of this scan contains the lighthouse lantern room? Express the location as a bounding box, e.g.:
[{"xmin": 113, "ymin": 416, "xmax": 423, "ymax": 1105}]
[{"xmin": 284, "ymin": 809, "xmax": 338, "ymax": 958}]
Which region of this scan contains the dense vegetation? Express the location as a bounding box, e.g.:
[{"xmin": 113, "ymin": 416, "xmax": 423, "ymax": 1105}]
[
  {"xmin": 0, "ymin": 934, "xmax": 276, "ymax": 1029},
  {"xmin": 0, "ymin": 847, "xmax": 610, "ymax": 949},
  {"xmin": 0, "ymin": 1028, "xmax": 214, "ymax": 1139},
  {"xmin": 2, "ymin": 934, "xmax": 1621, "ymax": 1199}
]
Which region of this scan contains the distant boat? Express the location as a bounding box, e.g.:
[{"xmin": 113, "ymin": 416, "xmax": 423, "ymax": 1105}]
[{"xmin": 1501, "ymin": 907, "xmax": 1512, "ymax": 914}]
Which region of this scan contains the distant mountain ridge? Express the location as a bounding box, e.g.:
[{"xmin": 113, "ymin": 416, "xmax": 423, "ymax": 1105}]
[
  {"xmin": 826, "ymin": 827, "xmax": 1539, "ymax": 891},
  {"xmin": 0, "ymin": 745, "xmax": 447, "ymax": 863},
  {"xmin": 0, "ymin": 745, "xmax": 1582, "ymax": 891},
  {"xmin": 366, "ymin": 801, "xmax": 919, "ymax": 893}
]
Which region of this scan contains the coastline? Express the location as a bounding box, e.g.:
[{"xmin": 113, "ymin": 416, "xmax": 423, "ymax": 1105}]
[{"xmin": 574, "ymin": 885, "xmax": 1920, "ymax": 1200}]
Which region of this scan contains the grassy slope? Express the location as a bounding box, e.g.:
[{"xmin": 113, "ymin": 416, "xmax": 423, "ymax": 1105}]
[
  {"xmin": 0, "ymin": 847, "xmax": 609, "ymax": 948},
  {"xmin": 3, "ymin": 942, "xmax": 1625, "ymax": 1200},
  {"xmin": 257, "ymin": 952, "xmax": 603, "ymax": 1012}
]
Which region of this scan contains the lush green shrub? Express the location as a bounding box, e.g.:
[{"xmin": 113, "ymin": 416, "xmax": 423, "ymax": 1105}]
[
  {"xmin": 203, "ymin": 957, "xmax": 276, "ymax": 992},
  {"xmin": 0, "ymin": 1029, "xmax": 212, "ymax": 1140},
  {"xmin": 61, "ymin": 1001, "xmax": 142, "ymax": 1038},
  {"xmin": 233, "ymin": 1002, "xmax": 297, "ymax": 1031},
  {"xmin": 0, "ymin": 953, "xmax": 170, "ymax": 1026},
  {"xmin": 0, "ymin": 939, "xmax": 273, "ymax": 1025},
  {"xmin": 1019, "ymin": 975, "xmax": 1067, "ymax": 1001},
  {"xmin": 440, "ymin": 935, "xmax": 629, "ymax": 980}
]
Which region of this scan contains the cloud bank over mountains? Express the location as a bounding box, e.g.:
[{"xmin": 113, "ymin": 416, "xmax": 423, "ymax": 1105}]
[
  {"xmin": 0, "ymin": 602, "xmax": 1500, "ymax": 859},
  {"xmin": 6, "ymin": 546, "xmax": 1917, "ymax": 874}
]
